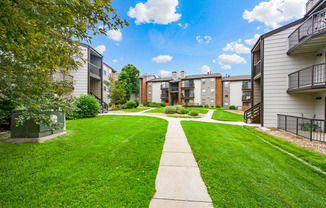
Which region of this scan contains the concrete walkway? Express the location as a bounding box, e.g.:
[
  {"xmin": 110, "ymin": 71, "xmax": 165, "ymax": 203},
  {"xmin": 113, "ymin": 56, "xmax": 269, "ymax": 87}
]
[{"xmin": 149, "ymin": 119, "xmax": 213, "ymax": 208}]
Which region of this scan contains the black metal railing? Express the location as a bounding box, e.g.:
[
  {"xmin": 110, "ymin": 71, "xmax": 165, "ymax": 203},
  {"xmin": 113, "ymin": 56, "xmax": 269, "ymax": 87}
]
[
  {"xmin": 244, "ymin": 102, "xmax": 261, "ymax": 123},
  {"xmin": 160, "ymin": 84, "xmax": 169, "ymax": 90},
  {"xmin": 289, "ymin": 8, "xmax": 326, "ymax": 50},
  {"xmin": 89, "ymin": 63, "xmax": 101, "ymax": 77},
  {"xmin": 170, "ymin": 86, "xmax": 179, "ymax": 92},
  {"xmin": 182, "ymin": 93, "xmax": 194, "ymax": 98},
  {"xmin": 288, "ymin": 63, "xmax": 326, "ymax": 90},
  {"xmin": 90, "ymin": 92, "xmax": 108, "ymax": 113},
  {"xmin": 161, "ymin": 94, "xmax": 168, "ymax": 99},
  {"xmin": 278, "ymin": 114, "xmax": 326, "ymax": 142},
  {"xmin": 182, "ymin": 82, "xmax": 194, "ymax": 88},
  {"xmin": 306, "ymin": 0, "xmax": 320, "ymax": 13},
  {"xmin": 253, "ymin": 61, "xmax": 261, "ymax": 77},
  {"xmin": 242, "ymin": 95, "xmax": 251, "ymax": 101}
]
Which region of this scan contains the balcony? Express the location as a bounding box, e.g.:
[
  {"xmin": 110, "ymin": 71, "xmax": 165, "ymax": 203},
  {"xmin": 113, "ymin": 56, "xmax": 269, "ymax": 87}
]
[
  {"xmin": 242, "ymin": 95, "xmax": 251, "ymax": 101},
  {"xmin": 242, "ymin": 84, "xmax": 251, "ymax": 90},
  {"xmin": 170, "ymin": 86, "xmax": 179, "ymax": 92},
  {"xmin": 306, "ymin": 0, "xmax": 321, "ymax": 13},
  {"xmin": 288, "ymin": 63, "xmax": 326, "ymax": 92},
  {"xmin": 182, "ymin": 93, "xmax": 194, "ymax": 99},
  {"xmin": 253, "ymin": 60, "xmax": 261, "ymax": 79},
  {"xmin": 89, "ymin": 63, "xmax": 101, "ymax": 79},
  {"xmin": 288, "ymin": 9, "xmax": 326, "ymax": 54},
  {"xmin": 278, "ymin": 114, "xmax": 325, "ymax": 142},
  {"xmin": 161, "ymin": 94, "xmax": 169, "ymax": 99},
  {"xmin": 161, "ymin": 84, "xmax": 169, "ymax": 90},
  {"xmin": 182, "ymin": 82, "xmax": 194, "ymax": 88}
]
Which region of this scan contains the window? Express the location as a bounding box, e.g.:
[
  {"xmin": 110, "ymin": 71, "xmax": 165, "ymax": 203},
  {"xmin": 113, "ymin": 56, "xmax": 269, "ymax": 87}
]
[
  {"xmin": 210, "ymin": 100, "xmax": 214, "ymax": 105},
  {"xmin": 225, "ymin": 95, "xmax": 228, "ymax": 98},
  {"xmin": 211, "ymin": 78, "xmax": 215, "ymax": 83},
  {"xmin": 202, "ymin": 100, "xmax": 206, "ymax": 105},
  {"xmin": 104, "ymin": 86, "xmax": 107, "ymax": 91},
  {"xmin": 224, "ymin": 102, "xmax": 229, "ymax": 106},
  {"xmin": 202, "ymin": 89, "xmax": 206, "ymax": 96},
  {"xmin": 161, "ymin": 82, "xmax": 169, "ymax": 88},
  {"xmin": 202, "ymin": 79, "xmax": 206, "ymax": 85},
  {"xmin": 211, "ymin": 89, "xmax": 214, "ymax": 95},
  {"xmin": 243, "ymin": 102, "xmax": 250, "ymax": 106},
  {"xmin": 104, "ymin": 70, "xmax": 107, "ymax": 75},
  {"xmin": 224, "ymin": 82, "xmax": 229, "ymax": 87}
]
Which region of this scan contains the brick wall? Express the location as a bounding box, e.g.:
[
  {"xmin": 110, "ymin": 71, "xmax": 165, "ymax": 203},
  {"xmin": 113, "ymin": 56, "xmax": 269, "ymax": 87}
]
[
  {"xmin": 242, "ymin": 106, "xmax": 251, "ymax": 111},
  {"xmin": 140, "ymin": 78, "xmax": 147, "ymax": 105},
  {"xmin": 215, "ymin": 77, "xmax": 222, "ymax": 106}
]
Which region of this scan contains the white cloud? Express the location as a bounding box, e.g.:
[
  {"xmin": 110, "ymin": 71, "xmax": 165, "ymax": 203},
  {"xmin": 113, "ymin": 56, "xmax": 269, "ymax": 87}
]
[
  {"xmin": 201, "ymin": 65, "xmax": 211, "ymax": 74},
  {"xmin": 152, "ymin": 55, "xmax": 173, "ymax": 63},
  {"xmin": 217, "ymin": 54, "xmax": 247, "ymax": 69},
  {"xmin": 107, "ymin": 29, "xmax": 122, "ymax": 41},
  {"xmin": 94, "ymin": 45, "xmax": 106, "ymax": 54},
  {"xmin": 159, "ymin": 70, "xmax": 171, "ymax": 76},
  {"xmin": 128, "ymin": 0, "xmax": 181, "ymax": 25},
  {"xmin": 243, "ymin": 0, "xmax": 306, "ymax": 29},
  {"xmin": 212, "ymin": 59, "xmax": 216, "ymax": 63},
  {"xmin": 120, "ymin": 58, "xmax": 124, "ymax": 61},
  {"xmin": 223, "ymin": 39, "xmax": 251, "ymax": 54},
  {"xmin": 196, "ymin": 36, "xmax": 212, "ymax": 44},
  {"xmin": 112, "ymin": 59, "xmax": 118, "ymax": 64},
  {"xmin": 178, "ymin": 23, "xmax": 189, "ymax": 29},
  {"xmin": 116, "ymin": 43, "xmax": 120, "ymax": 46},
  {"xmin": 245, "ymin": 34, "xmax": 260, "ymax": 46}
]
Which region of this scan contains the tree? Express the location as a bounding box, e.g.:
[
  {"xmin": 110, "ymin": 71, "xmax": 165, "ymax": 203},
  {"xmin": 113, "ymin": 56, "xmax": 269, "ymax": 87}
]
[
  {"xmin": 116, "ymin": 64, "xmax": 140, "ymax": 100},
  {"xmin": 104, "ymin": 76, "xmax": 126, "ymax": 105},
  {"xmin": 0, "ymin": 0, "xmax": 128, "ymax": 126}
]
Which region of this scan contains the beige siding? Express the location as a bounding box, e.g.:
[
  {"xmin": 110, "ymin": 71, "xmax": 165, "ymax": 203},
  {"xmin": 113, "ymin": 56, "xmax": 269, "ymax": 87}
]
[
  {"xmin": 152, "ymin": 82, "xmax": 161, "ymax": 103},
  {"xmin": 70, "ymin": 46, "xmax": 89, "ymax": 97},
  {"xmin": 194, "ymin": 79, "xmax": 201, "ymax": 104},
  {"xmin": 90, "ymin": 79, "xmax": 101, "ymax": 98},
  {"xmin": 263, "ymin": 25, "xmax": 316, "ymax": 128},
  {"xmin": 253, "ymin": 79, "xmax": 261, "ymax": 105},
  {"xmin": 229, "ymin": 81, "xmax": 242, "ymax": 108},
  {"xmin": 103, "ymin": 64, "xmax": 112, "ymax": 104}
]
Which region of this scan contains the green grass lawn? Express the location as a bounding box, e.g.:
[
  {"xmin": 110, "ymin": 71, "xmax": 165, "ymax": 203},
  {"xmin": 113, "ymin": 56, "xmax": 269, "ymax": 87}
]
[
  {"xmin": 0, "ymin": 116, "xmax": 168, "ymax": 207},
  {"xmin": 120, "ymin": 107, "xmax": 150, "ymax": 112},
  {"xmin": 211, "ymin": 109, "xmax": 244, "ymax": 121},
  {"xmin": 145, "ymin": 107, "xmax": 208, "ymax": 114},
  {"xmin": 181, "ymin": 121, "xmax": 326, "ymax": 208},
  {"xmin": 167, "ymin": 115, "xmax": 201, "ymax": 118}
]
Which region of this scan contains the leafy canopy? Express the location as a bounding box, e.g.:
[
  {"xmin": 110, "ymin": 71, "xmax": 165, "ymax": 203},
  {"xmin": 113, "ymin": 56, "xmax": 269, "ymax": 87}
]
[
  {"xmin": 116, "ymin": 64, "xmax": 140, "ymax": 100},
  {"xmin": 0, "ymin": 0, "xmax": 128, "ymax": 126}
]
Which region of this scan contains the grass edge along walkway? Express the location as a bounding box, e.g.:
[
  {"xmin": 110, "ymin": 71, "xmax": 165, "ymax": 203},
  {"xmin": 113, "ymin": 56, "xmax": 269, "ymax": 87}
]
[
  {"xmin": 211, "ymin": 109, "xmax": 244, "ymax": 122},
  {"xmin": 181, "ymin": 121, "xmax": 326, "ymax": 208}
]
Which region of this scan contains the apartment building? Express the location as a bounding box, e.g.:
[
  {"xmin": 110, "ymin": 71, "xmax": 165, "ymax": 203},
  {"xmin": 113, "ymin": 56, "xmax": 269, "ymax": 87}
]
[
  {"xmin": 247, "ymin": 0, "xmax": 326, "ymax": 142},
  {"xmin": 54, "ymin": 43, "xmax": 116, "ymax": 111},
  {"xmin": 139, "ymin": 71, "xmax": 223, "ymax": 106},
  {"xmin": 222, "ymin": 75, "xmax": 251, "ymax": 110}
]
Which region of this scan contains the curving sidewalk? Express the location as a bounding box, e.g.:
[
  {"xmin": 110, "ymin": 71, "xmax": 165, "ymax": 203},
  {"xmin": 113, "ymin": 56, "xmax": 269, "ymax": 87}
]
[{"xmin": 100, "ymin": 109, "xmax": 260, "ymax": 208}]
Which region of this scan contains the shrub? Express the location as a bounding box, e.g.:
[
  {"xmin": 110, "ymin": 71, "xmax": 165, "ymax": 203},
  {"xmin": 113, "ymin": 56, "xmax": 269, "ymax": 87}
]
[
  {"xmin": 144, "ymin": 101, "xmax": 150, "ymax": 107},
  {"xmin": 164, "ymin": 106, "xmax": 176, "ymax": 114},
  {"xmin": 149, "ymin": 102, "xmax": 159, "ymax": 107},
  {"xmin": 159, "ymin": 102, "xmax": 166, "ymax": 107},
  {"xmin": 229, "ymin": 105, "xmax": 236, "ymax": 110},
  {"xmin": 216, "ymin": 104, "xmax": 221, "ymax": 108},
  {"xmin": 204, "ymin": 104, "xmax": 209, "ymax": 108},
  {"xmin": 211, "ymin": 105, "xmax": 214, "ymax": 108},
  {"xmin": 175, "ymin": 105, "xmax": 183, "ymax": 112},
  {"xmin": 125, "ymin": 100, "xmax": 137, "ymax": 109},
  {"xmin": 67, "ymin": 95, "xmax": 101, "ymax": 120},
  {"xmin": 0, "ymin": 99, "xmax": 16, "ymax": 123},
  {"xmin": 177, "ymin": 108, "xmax": 187, "ymax": 114},
  {"xmin": 133, "ymin": 99, "xmax": 139, "ymax": 108},
  {"xmin": 188, "ymin": 110, "xmax": 199, "ymax": 116},
  {"xmin": 182, "ymin": 104, "xmax": 203, "ymax": 108}
]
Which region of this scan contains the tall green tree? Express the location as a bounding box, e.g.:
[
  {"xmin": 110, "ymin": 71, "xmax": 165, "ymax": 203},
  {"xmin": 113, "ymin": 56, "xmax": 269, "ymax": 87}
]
[
  {"xmin": 116, "ymin": 64, "xmax": 140, "ymax": 100},
  {"xmin": 0, "ymin": 0, "xmax": 128, "ymax": 126}
]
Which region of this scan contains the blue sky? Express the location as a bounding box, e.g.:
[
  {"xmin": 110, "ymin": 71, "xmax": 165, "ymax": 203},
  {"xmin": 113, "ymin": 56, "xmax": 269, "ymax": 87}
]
[{"xmin": 89, "ymin": 0, "xmax": 306, "ymax": 77}]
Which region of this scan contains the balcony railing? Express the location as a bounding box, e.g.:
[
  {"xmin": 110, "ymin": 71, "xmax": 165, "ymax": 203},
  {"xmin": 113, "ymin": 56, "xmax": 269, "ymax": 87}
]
[
  {"xmin": 288, "ymin": 63, "xmax": 326, "ymax": 91},
  {"xmin": 278, "ymin": 114, "xmax": 326, "ymax": 142},
  {"xmin": 289, "ymin": 8, "xmax": 326, "ymax": 50},
  {"xmin": 182, "ymin": 82, "xmax": 194, "ymax": 88},
  {"xmin": 253, "ymin": 60, "xmax": 261, "ymax": 77},
  {"xmin": 182, "ymin": 93, "xmax": 194, "ymax": 98},
  {"xmin": 242, "ymin": 84, "xmax": 251, "ymax": 90},
  {"xmin": 161, "ymin": 84, "xmax": 169, "ymax": 90},
  {"xmin": 242, "ymin": 95, "xmax": 251, "ymax": 101},
  {"xmin": 306, "ymin": 0, "xmax": 320, "ymax": 13},
  {"xmin": 170, "ymin": 87, "xmax": 179, "ymax": 92},
  {"xmin": 89, "ymin": 63, "xmax": 101, "ymax": 77},
  {"xmin": 161, "ymin": 94, "xmax": 168, "ymax": 99}
]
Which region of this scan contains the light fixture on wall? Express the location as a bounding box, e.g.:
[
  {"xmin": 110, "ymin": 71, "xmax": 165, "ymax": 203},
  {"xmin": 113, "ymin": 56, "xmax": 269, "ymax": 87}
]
[
  {"xmin": 315, "ymin": 96, "xmax": 322, "ymax": 100},
  {"xmin": 316, "ymin": 53, "xmax": 323, "ymax": 57}
]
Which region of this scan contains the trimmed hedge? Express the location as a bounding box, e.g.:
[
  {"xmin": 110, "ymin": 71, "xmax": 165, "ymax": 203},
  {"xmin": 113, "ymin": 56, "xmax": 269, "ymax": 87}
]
[
  {"xmin": 216, "ymin": 104, "xmax": 221, "ymax": 108},
  {"xmin": 144, "ymin": 101, "xmax": 150, "ymax": 107},
  {"xmin": 177, "ymin": 108, "xmax": 187, "ymax": 114},
  {"xmin": 188, "ymin": 110, "xmax": 199, "ymax": 116},
  {"xmin": 229, "ymin": 105, "xmax": 236, "ymax": 110},
  {"xmin": 67, "ymin": 95, "xmax": 101, "ymax": 120},
  {"xmin": 182, "ymin": 104, "xmax": 203, "ymax": 108},
  {"xmin": 133, "ymin": 99, "xmax": 139, "ymax": 108},
  {"xmin": 159, "ymin": 102, "xmax": 166, "ymax": 107},
  {"xmin": 125, "ymin": 100, "xmax": 137, "ymax": 109},
  {"xmin": 164, "ymin": 106, "xmax": 176, "ymax": 114}
]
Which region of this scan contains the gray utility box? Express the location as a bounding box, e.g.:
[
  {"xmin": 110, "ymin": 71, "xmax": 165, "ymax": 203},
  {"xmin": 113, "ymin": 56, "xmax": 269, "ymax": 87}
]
[{"xmin": 11, "ymin": 110, "xmax": 65, "ymax": 138}]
